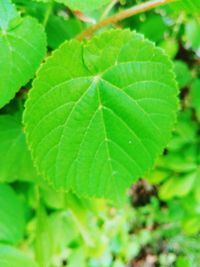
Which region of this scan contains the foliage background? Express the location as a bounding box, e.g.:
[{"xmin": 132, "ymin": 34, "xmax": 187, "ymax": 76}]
[{"xmin": 0, "ymin": 0, "xmax": 200, "ymax": 266}]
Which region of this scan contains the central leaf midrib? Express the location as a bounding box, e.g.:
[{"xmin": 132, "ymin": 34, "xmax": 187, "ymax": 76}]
[{"xmin": 96, "ymin": 81, "xmax": 114, "ymax": 179}]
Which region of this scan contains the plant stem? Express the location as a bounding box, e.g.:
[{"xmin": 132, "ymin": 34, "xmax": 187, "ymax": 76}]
[
  {"xmin": 76, "ymin": 0, "xmax": 176, "ymax": 40},
  {"xmin": 100, "ymin": 0, "xmax": 119, "ymax": 21},
  {"xmin": 43, "ymin": 0, "xmax": 53, "ymax": 27}
]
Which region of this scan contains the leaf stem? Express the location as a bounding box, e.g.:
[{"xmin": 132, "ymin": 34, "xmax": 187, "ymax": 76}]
[
  {"xmin": 43, "ymin": 0, "xmax": 53, "ymax": 27},
  {"xmin": 100, "ymin": 0, "xmax": 119, "ymax": 21},
  {"xmin": 76, "ymin": 0, "xmax": 177, "ymax": 40}
]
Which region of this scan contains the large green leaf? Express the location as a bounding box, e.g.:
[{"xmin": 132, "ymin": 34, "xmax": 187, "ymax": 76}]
[
  {"xmin": 0, "ymin": 245, "xmax": 38, "ymax": 267},
  {"xmin": 24, "ymin": 29, "xmax": 178, "ymax": 200},
  {"xmin": 0, "ymin": 0, "xmax": 46, "ymax": 108},
  {"xmin": 0, "ymin": 184, "xmax": 25, "ymax": 244},
  {"xmin": 0, "ymin": 114, "xmax": 38, "ymax": 182}
]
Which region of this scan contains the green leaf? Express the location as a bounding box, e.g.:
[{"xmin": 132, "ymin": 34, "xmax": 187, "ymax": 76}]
[
  {"xmin": 46, "ymin": 16, "xmax": 84, "ymax": 49},
  {"xmin": 182, "ymin": 216, "xmax": 200, "ymax": 235},
  {"xmin": 179, "ymin": 0, "xmax": 200, "ymax": 13},
  {"xmin": 35, "ymin": 0, "xmax": 110, "ymax": 11},
  {"xmin": 58, "ymin": 0, "xmax": 111, "ymax": 11},
  {"xmin": 0, "ymin": 184, "xmax": 25, "ymax": 244},
  {"xmin": 0, "ymin": 0, "xmax": 46, "ymax": 108},
  {"xmin": 138, "ymin": 15, "xmax": 167, "ymax": 43},
  {"xmin": 34, "ymin": 205, "xmax": 53, "ymax": 267},
  {"xmin": 0, "ymin": 0, "xmax": 19, "ymax": 32},
  {"xmin": 176, "ymin": 256, "xmax": 191, "ymax": 267},
  {"xmin": 24, "ymin": 29, "xmax": 178, "ymax": 201},
  {"xmin": 159, "ymin": 38, "xmax": 178, "ymax": 59},
  {"xmin": 0, "ymin": 245, "xmax": 38, "ymax": 267},
  {"xmin": 0, "ymin": 114, "xmax": 38, "ymax": 182},
  {"xmin": 194, "ymin": 171, "xmax": 200, "ymax": 203},
  {"xmin": 165, "ymin": 0, "xmax": 200, "ymax": 14},
  {"xmin": 190, "ymin": 79, "xmax": 200, "ymax": 121},
  {"xmin": 174, "ymin": 60, "xmax": 192, "ymax": 89},
  {"xmin": 168, "ymin": 110, "xmax": 198, "ymax": 150},
  {"xmin": 185, "ymin": 18, "xmax": 200, "ymax": 50},
  {"xmin": 159, "ymin": 172, "xmax": 197, "ymax": 200}
]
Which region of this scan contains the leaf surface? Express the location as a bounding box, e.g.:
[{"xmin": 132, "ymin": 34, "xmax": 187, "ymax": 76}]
[
  {"xmin": 0, "ymin": 0, "xmax": 18, "ymax": 32},
  {"xmin": 165, "ymin": 0, "xmax": 200, "ymax": 14},
  {"xmin": 0, "ymin": 184, "xmax": 25, "ymax": 244},
  {"xmin": 180, "ymin": 0, "xmax": 200, "ymax": 12},
  {"xmin": 0, "ymin": 0, "xmax": 46, "ymax": 108},
  {"xmin": 46, "ymin": 17, "xmax": 84, "ymax": 49},
  {"xmin": 36, "ymin": 0, "xmax": 111, "ymax": 11},
  {"xmin": 0, "ymin": 245, "xmax": 38, "ymax": 267},
  {"xmin": 190, "ymin": 79, "xmax": 200, "ymax": 121},
  {"xmin": 159, "ymin": 172, "xmax": 197, "ymax": 200},
  {"xmin": 58, "ymin": 0, "xmax": 111, "ymax": 11},
  {"xmin": 24, "ymin": 30, "xmax": 178, "ymax": 200},
  {"xmin": 0, "ymin": 114, "xmax": 38, "ymax": 182}
]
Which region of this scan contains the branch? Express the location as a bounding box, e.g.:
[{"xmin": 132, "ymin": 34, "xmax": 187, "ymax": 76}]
[{"xmin": 76, "ymin": 0, "xmax": 176, "ymax": 40}]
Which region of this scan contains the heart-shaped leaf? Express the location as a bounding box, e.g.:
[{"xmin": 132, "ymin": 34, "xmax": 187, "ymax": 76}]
[
  {"xmin": 0, "ymin": 0, "xmax": 46, "ymax": 108},
  {"xmin": 24, "ymin": 30, "xmax": 178, "ymax": 201}
]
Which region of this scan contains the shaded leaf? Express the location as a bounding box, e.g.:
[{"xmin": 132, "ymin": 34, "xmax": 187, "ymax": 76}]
[
  {"xmin": 0, "ymin": 114, "xmax": 38, "ymax": 182},
  {"xmin": 46, "ymin": 16, "xmax": 84, "ymax": 49},
  {"xmin": 174, "ymin": 60, "xmax": 191, "ymax": 89},
  {"xmin": 190, "ymin": 79, "xmax": 200, "ymax": 120},
  {"xmin": 0, "ymin": 184, "xmax": 25, "ymax": 244}
]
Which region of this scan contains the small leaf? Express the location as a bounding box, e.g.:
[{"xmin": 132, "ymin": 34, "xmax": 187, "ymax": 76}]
[
  {"xmin": 185, "ymin": 18, "xmax": 200, "ymax": 50},
  {"xmin": 174, "ymin": 60, "xmax": 191, "ymax": 89},
  {"xmin": 190, "ymin": 79, "xmax": 200, "ymax": 121},
  {"xmin": 0, "ymin": 245, "xmax": 38, "ymax": 267},
  {"xmin": 182, "ymin": 216, "xmax": 200, "ymax": 235},
  {"xmin": 159, "ymin": 172, "xmax": 197, "ymax": 200},
  {"xmin": 0, "ymin": 184, "xmax": 25, "ymax": 244},
  {"xmin": 0, "ymin": 114, "xmax": 38, "ymax": 182},
  {"xmin": 24, "ymin": 29, "xmax": 178, "ymax": 201},
  {"xmin": 0, "ymin": 0, "xmax": 46, "ymax": 108}
]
